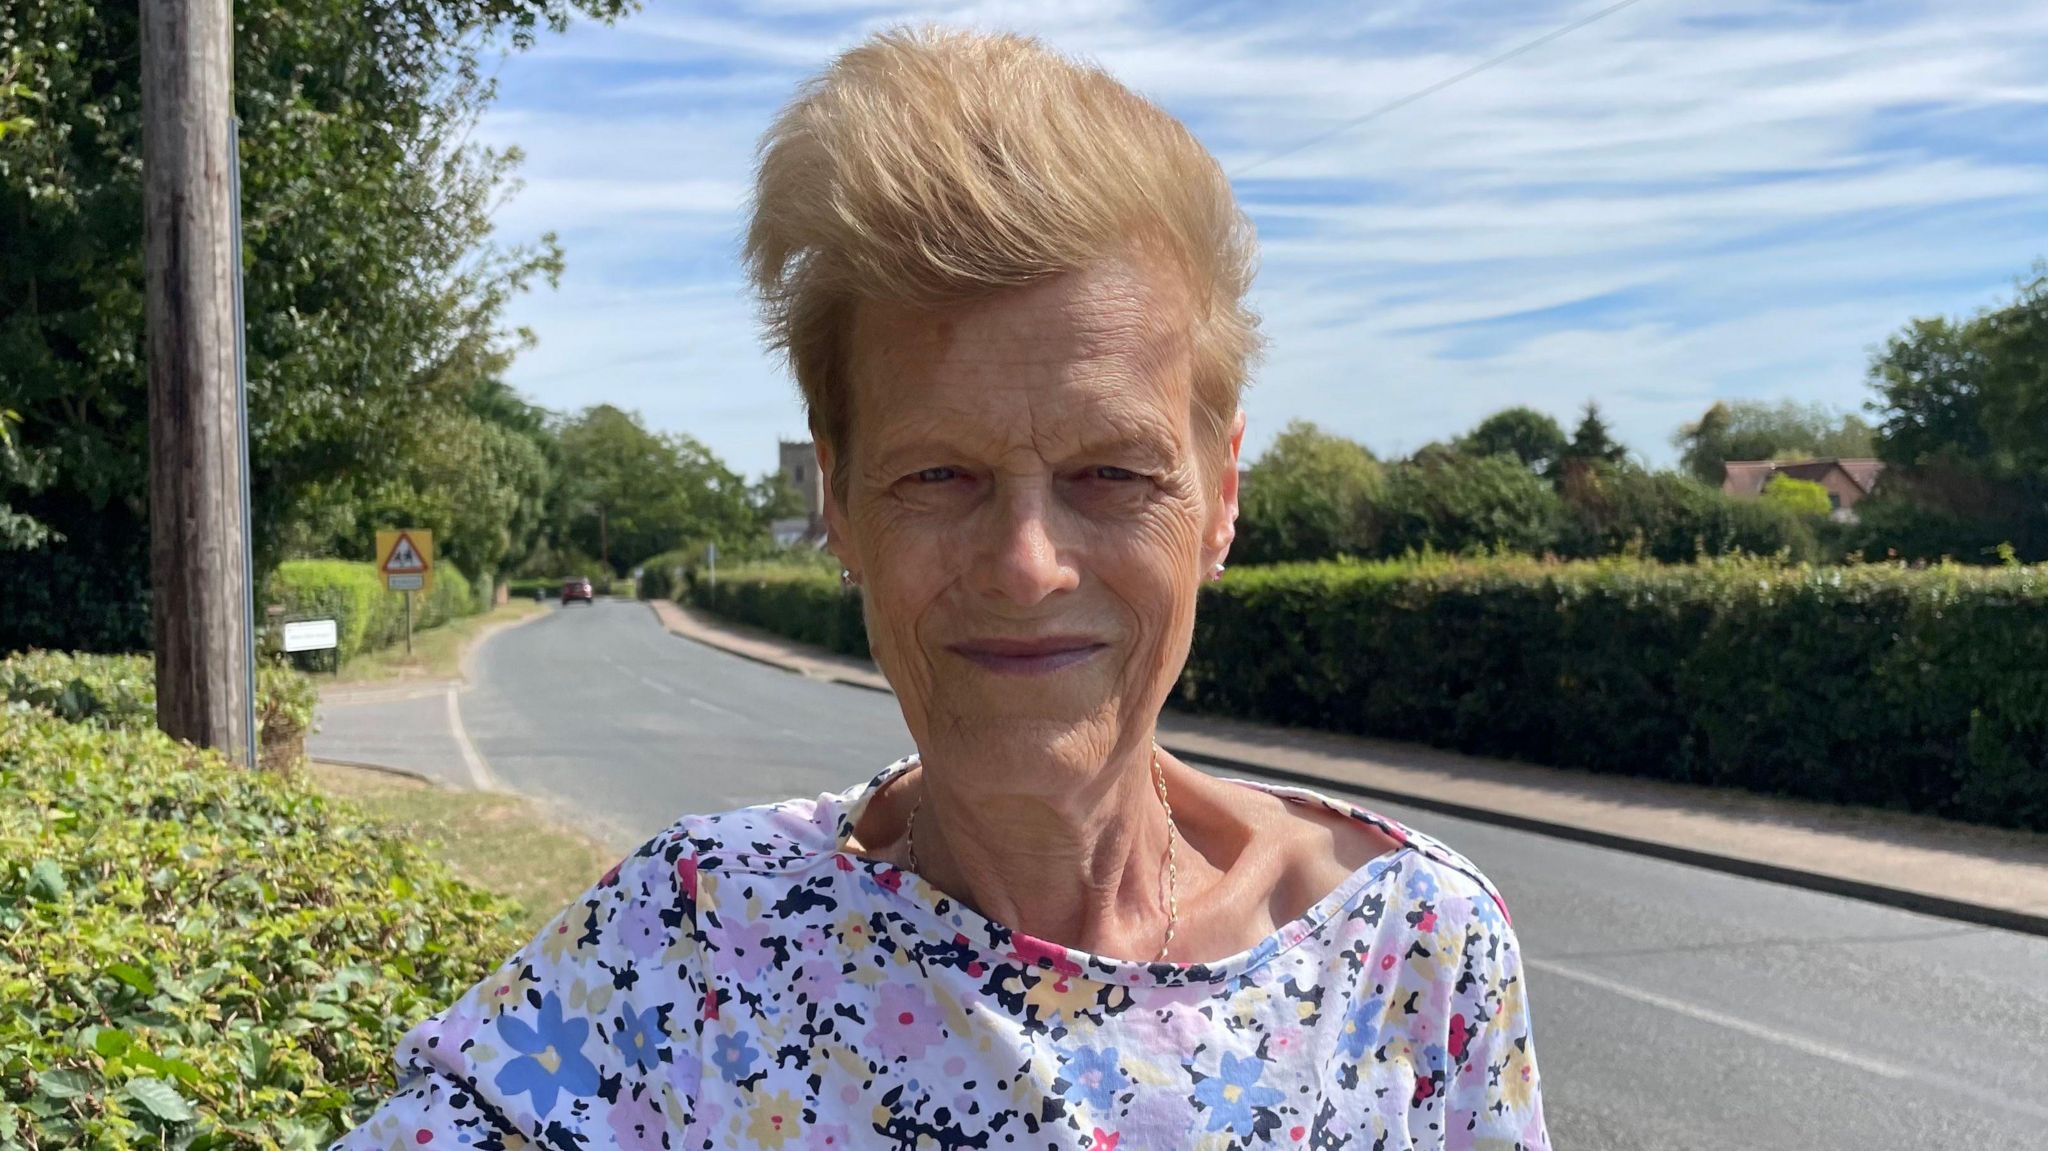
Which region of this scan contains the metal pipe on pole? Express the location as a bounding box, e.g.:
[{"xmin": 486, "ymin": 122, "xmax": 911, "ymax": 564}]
[{"xmin": 143, "ymin": 0, "xmax": 254, "ymax": 763}]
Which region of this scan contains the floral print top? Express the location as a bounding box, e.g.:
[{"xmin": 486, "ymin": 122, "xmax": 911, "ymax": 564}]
[{"xmin": 333, "ymin": 759, "xmax": 1548, "ymax": 1151}]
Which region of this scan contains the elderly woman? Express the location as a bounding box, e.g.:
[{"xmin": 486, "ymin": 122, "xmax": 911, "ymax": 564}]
[{"xmin": 336, "ymin": 28, "xmax": 1546, "ymax": 1151}]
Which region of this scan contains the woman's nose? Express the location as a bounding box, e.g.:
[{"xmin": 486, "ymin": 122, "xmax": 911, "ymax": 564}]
[{"xmin": 973, "ymin": 486, "xmax": 1078, "ymax": 607}]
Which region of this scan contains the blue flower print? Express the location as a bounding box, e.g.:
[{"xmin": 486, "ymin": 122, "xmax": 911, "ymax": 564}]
[
  {"xmin": 1404, "ymin": 865, "xmax": 1439, "ymax": 903},
  {"xmin": 1192, "ymin": 1051, "xmax": 1284, "ymax": 1132},
  {"xmin": 1337, "ymin": 994, "xmax": 1388, "ymax": 1060},
  {"xmin": 492, "ymin": 991, "xmax": 600, "ymax": 1117},
  {"xmin": 611, "ymin": 1000, "xmax": 665, "ymax": 1072},
  {"xmin": 711, "ymin": 1030, "xmax": 761, "ymax": 1083},
  {"xmin": 1058, "ymin": 1045, "xmax": 1128, "ymax": 1113}
]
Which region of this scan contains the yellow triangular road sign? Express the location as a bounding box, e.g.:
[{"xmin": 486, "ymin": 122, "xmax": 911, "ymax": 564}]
[{"xmin": 382, "ymin": 532, "xmax": 427, "ymax": 574}]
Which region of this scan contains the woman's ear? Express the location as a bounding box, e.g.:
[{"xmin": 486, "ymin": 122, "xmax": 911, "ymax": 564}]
[
  {"xmin": 817, "ymin": 440, "xmax": 857, "ymax": 576},
  {"xmin": 1206, "ymin": 410, "xmax": 1247, "ymax": 563}
]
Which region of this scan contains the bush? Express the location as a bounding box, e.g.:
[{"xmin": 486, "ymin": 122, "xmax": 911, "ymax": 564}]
[
  {"xmin": 638, "ymin": 564, "xmax": 676, "ymax": 601},
  {"xmin": 1834, "ymin": 493, "xmax": 2040, "ymax": 564},
  {"xmin": 1761, "ymin": 476, "xmax": 1835, "ymax": 519},
  {"xmin": 1180, "ymin": 557, "xmax": 2048, "ymax": 828},
  {"xmin": 416, "ymin": 566, "xmax": 476, "ymax": 631},
  {"xmin": 686, "ymin": 563, "xmax": 869, "ymax": 660},
  {"xmin": 1374, "ymin": 454, "xmax": 1566, "ymax": 557},
  {"xmin": 0, "ymin": 706, "xmax": 525, "ymax": 1150},
  {"xmin": 269, "ymin": 560, "xmax": 480, "ymax": 664},
  {"xmin": 504, "ymin": 576, "xmax": 558, "ymax": 601},
  {"xmin": 0, "ymin": 651, "xmax": 316, "ymax": 773},
  {"xmin": 1234, "ymin": 421, "xmax": 1385, "ymax": 564},
  {"xmin": 1558, "ymin": 468, "xmax": 1819, "ymax": 562}
]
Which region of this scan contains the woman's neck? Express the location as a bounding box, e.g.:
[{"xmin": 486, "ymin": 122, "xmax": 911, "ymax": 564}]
[{"xmin": 909, "ymin": 747, "xmax": 1182, "ymax": 961}]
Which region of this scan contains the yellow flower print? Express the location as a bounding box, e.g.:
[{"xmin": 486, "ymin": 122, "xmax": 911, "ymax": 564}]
[{"xmin": 746, "ymin": 1089, "xmax": 804, "ymax": 1149}]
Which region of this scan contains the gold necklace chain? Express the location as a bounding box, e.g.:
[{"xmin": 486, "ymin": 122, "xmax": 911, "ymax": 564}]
[{"xmin": 905, "ymin": 743, "xmax": 1181, "ymax": 962}]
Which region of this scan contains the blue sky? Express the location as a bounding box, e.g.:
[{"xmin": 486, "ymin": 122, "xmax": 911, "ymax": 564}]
[{"xmin": 479, "ymin": 0, "xmax": 2048, "ymax": 478}]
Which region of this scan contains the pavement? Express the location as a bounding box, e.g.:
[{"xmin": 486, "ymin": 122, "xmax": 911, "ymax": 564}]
[
  {"xmin": 647, "ymin": 598, "xmax": 2048, "ymax": 937},
  {"xmin": 311, "ymin": 597, "xmax": 2048, "ymax": 1150}
]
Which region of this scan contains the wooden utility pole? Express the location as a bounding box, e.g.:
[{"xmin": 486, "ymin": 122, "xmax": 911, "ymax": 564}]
[{"xmin": 143, "ymin": 0, "xmax": 253, "ymax": 762}]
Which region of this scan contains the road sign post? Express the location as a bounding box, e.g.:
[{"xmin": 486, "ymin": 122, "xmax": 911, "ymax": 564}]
[
  {"xmin": 377, "ymin": 529, "xmax": 434, "ymax": 656},
  {"xmin": 282, "ymin": 618, "xmax": 340, "ymax": 676}
]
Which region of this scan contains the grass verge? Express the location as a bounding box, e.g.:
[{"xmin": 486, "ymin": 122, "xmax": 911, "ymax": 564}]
[
  {"xmin": 305, "ymin": 761, "xmax": 616, "ymax": 936},
  {"xmin": 330, "ymin": 599, "xmax": 546, "ymax": 686}
]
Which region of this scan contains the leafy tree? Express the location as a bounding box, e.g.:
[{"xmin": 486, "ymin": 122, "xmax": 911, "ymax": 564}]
[
  {"xmin": 1561, "ymin": 401, "xmax": 1629, "ymax": 471},
  {"xmin": 1376, "ymin": 453, "xmax": 1564, "ymax": 557},
  {"xmin": 1760, "ymin": 476, "xmax": 1834, "ymax": 520},
  {"xmin": 549, "ymin": 405, "xmax": 776, "ymax": 576},
  {"xmin": 1675, "ymin": 400, "xmax": 1875, "ymax": 483},
  {"xmin": 1233, "ymin": 421, "xmax": 1384, "ymax": 563},
  {"xmin": 0, "ymin": 408, "xmax": 53, "ymax": 550},
  {"xmin": 0, "ymin": 0, "xmax": 629, "ymax": 650},
  {"xmin": 1863, "ymin": 269, "xmax": 2048, "ymax": 561},
  {"xmin": 1458, "ymin": 407, "xmax": 1568, "ymax": 475}
]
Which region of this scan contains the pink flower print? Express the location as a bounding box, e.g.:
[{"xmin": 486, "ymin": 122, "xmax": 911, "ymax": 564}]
[
  {"xmin": 1152, "ymin": 1004, "xmax": 1209, "ymax": 1056},
  {"xmin": 598, "ymin": 859, "xmax": 624, "ymax": 888},
  {"xmin": 618, "ymin": 897, "xmax": 667, "ymax": 960},
  {"xmin": 1092, "ymin": 1130, "xmax": 1120, "ymax": 1150},
  {"xmin": 433, "ymin": 1006, "xmax": 482, "ymax": 1052},
  {"xmin": 869, "ymin": 982, "xmax": 944, "ymax": 1062},
  {"xmin": 1010, "ymin": 932, "xmax": 1082, "ymax": 977},
  {"xmin": 675, "ymin": 854, "xmax": 699, "ymax": 899},
  {"xmin": 793, "ymin": 955, "xmax": 844, "ymax": 1002},
  {"xmin": 1448, "ymin": 1012, "xmax": 1471, "ymax": 1064},
  {"xmin": 723, "ymin": 919, "xmax": 779, "ymax": 980},
  {"xmin": 606, "ymin": 1084, "xmax": 665, "ymax": 1151},
  {"xmin": 815, "ymin": 1123, "xmax": 854, "ymax": 1147}
]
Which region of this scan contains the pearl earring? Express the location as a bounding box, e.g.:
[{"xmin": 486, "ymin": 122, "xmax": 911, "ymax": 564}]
[
  {"xmin": 841, "ymin": 568, "xmax": 859, "ymax": 589},
  {"xmin": 1210, "ymin": 562, "xmax": 1227, "ymax": 581}
]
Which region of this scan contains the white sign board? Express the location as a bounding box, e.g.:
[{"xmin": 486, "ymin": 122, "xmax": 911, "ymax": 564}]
[
  {"xmin": 283, "ymin": 618, "xmax": 339, "ymax": 653},
  {"xmin": 387, "ymin": 573, "xmax": 425, "ymax": 591}
]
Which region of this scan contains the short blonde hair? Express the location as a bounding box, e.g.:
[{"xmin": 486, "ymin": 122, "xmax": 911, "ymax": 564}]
[{"xmin": 745, "ymin": 27, "xmax": 1261, "ymax": 487}]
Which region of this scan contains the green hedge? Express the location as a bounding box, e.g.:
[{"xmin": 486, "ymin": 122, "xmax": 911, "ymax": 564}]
[
  {"xmin": 268, "ymin": 560, "xmax": 479, "ymax": 664},
  {"xmin": 0, "ymin": 651, "xmax": 317, "ymax": 773},
  {"xmin": 0, "ymin": 704, "xmax": 524, "ymax": 1150},
  {"xmin": 504, "ymin": 576, "xmax": 558, "ymax": 601},
  {"xmin": 1182, "ymin": 557, "xmax": 2048, "ymax": 829},
  {"xmin": 637, "ymin": 565, "xmax": 676, "ymax": 601},
  {"xmin": 685, "ymin": 563, "xmax": 870, "ymax": 660},
  {"xmin": 691, "ymin": 559, "xmax": 2048, "ymax": 828}
]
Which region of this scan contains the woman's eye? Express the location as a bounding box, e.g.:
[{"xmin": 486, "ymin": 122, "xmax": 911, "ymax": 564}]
[
  {"xmin": 912, "ymin": 467, "xmax": 958, "ymax": 484},
  {"xmin": 1092, "ymin": 466, "xmax": 1142, "ymax": 482}
]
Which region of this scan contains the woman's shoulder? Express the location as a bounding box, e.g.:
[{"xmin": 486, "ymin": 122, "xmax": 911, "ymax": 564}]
[
  {"xmin": 1386, "ymin": 822, "xmax": 1518, "ymax": 929},
  {"xmin": 1241, "ymin": 775, "xmax": 1519, "ymax": 930}
]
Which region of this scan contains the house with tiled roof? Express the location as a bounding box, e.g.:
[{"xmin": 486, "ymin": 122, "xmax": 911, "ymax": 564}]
[{"xmin": 1722, "ymin": 458, "xmax": 1886, "ymax": 523}]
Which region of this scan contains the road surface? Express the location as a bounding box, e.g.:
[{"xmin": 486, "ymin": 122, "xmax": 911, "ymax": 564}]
[{"xmin": 376, "ymin": 600, "xmax": 2048, "ymax": 1150}]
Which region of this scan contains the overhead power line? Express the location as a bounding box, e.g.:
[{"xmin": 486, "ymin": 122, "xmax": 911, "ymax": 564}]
[{"xmin": 1230, "ymin": 0, "xmax": 1655, "ymax": 178}]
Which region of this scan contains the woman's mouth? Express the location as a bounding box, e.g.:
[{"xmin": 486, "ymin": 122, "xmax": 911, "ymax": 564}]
[{"xmin": 946, "ymin": 637, "xmax": 1109, "ymax": 675}]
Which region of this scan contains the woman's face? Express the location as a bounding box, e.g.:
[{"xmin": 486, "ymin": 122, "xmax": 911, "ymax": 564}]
[{"xmin": 823, "ymin": 259, "xmax": 1241, "ymax": 778}]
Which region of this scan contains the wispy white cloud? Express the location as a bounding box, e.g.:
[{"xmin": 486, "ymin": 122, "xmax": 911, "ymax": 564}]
[{"xmin": 482, "ymin": 0, "xmax": 2048, "ymax": 475}]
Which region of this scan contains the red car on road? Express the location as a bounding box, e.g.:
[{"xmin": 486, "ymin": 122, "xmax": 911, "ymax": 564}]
[{"xmin": 560, "ymin": 577, "xmax": 594, "ymax": 606}]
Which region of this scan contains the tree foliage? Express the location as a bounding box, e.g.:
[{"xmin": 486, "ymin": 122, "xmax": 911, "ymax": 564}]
[
  {"xmin": 1377, "ymin": 452, "xmax": 1565, "ymax": 557},
  {"xmin": 1561, "ymin": 401, "xmax": 1629, "ymax": 471},
  {"xmin": 1457, "ymin": 407, "xmax": 1568, "ymax": 475},
  {"xmin": 1760, "ymin": 475, "xmax": 1834, "ymax": 520},
  {"xmin": 1860, "ymin": 269, "xmax": 2048, "ymax": 561},
  {"xmin": 1674, "ymin": 400, "xmax": 1875, "ymax": 483},
  {"xmin": 0, "ymin": 0, "xmax": 631, "ymax": 650},
  {"xmin": 550, "ymin": 405, "xmax": 788, "ymax": 577},
  {"xmin": 1234, "ymin": 420, "xmax": 1384, "ymax": 563}
]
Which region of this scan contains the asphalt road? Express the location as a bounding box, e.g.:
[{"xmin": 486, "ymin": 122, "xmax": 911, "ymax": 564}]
[{"xmin": 455, "ymin": 600, "xmax": 2048, "ymax": 1150}]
